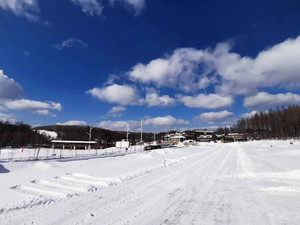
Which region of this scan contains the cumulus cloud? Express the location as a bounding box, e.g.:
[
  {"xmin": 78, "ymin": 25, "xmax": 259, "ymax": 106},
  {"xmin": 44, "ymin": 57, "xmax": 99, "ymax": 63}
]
[
  {"xmin": 97, "ymin": 120, "xmax": 140, "ymax": 131},
  {"xmin": 0, "ymin": 70, "xmax": 62, "ymax": 117},
  {"xmin": 0, "ymin": 70, "xmax": 24, "ymax": 100},
  {"xmin": 144, "ymin": 115, "xmax": 189, "ymax": 127},
  {"xmin": 128, "ymin": 36, "xmax": 300, "ymax": 96},
  {"xmin": 128, "ymin": 48, "xmax": 206, "ymax": 92},
  {"xmin": 0, "ymin": 0, "xmax": 40, "ymax": 21},
  {"xmin": 109, "ymin": 0, "xmax": 146, "ymax": 15},
  {"xmin": 145, "ymin": 89, "xmax": 176, "ymax": 107},
  {"xmin": 194, "ymin": 110, "xmax": 234, "ymax": 125},
  {"xmin": 36, "ymin": 110, "xmax": 56, "ymax": 117},
  {"xmin": 1, "ymin": 0, "xmax": 147, "ymax": 21},
  {"xmin": 70, "ymin": 0, "xmax": 146, "ymax": 16},
  {"xmin": 240, "ymin": 110, "xmax": 258, "ymax": 118},
  {"xmin": 57, "ymin": 120, "xmax": 88, "ymax": 126},
  {"xmin": 87, "ymin": 84, "xmax": 142, "ymax": 105},
  {"xmin": 177, "ymin": 93, "xmax": 233, "ymax": 109},
  {"xmin": 53, "ymin": 38, "xmax": 88, "ymax": 50},
  {"xmin": 97, "ymin": 115, "xmax": 188, "ymax": 131},
  {"xmin": 107, "ymin": 106, "xmax": 126, "ymax": 117},
  {"xmin": 105, "ymin": 74, "xmax": 120, "ymax": 85},
  {"xmin": 5, "ymin": 99, "xmax": 62, "ymax": 116},
  {"xmin": 0, "ymin": 112, "xmax": 16, "ymax": 123},
  {"xmin": 69, "ymin": 0, "xmax": 103, "ymax": 16},
  {"xmin": 243, "ymin": 92, "xmax": 300, "ymax": 109}
]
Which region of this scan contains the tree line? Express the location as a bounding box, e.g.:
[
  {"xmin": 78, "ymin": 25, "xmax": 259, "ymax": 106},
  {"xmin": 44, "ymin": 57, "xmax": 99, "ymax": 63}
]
[
  {"xmin": 0, "ymin": 121, "xmax": 50, "ymax": 148},
  {"xmin": 231, "ymin": 105, "xmax": 300, "ymax": 139},
  {"xmin": 36, "ymin": 125, "xmax": 158, "ymax": 148},
  {"xmin": 0, "ymin": 123, "xmax": 161, "ymax": 148},
  {"xmin": 1, "ymin": 105, "xmax": 300, "ymax": 147}
]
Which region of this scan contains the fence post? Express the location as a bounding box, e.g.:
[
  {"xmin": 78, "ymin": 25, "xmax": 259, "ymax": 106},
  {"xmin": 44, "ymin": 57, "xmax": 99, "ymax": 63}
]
[{"xmin": 35, "ymin": 146, "xmax": 41, "ymax": 160}]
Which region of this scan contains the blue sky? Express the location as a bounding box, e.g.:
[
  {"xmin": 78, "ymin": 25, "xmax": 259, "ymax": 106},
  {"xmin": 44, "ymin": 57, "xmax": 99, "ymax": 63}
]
[{"xmin": 1, "ymin": 0, "xmax": 300, "ymax": 132}]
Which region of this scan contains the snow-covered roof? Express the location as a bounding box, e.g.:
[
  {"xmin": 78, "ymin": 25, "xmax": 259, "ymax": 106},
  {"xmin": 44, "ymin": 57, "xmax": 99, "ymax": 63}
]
[
  {"xmin": 170, "ymin": 135, "xmax": 186, "ymax": 139},
  {"xmin": 51, "ymin": 140, "xmax": 97, "ymax": 144},
  {"xmin": 228, "ymin": 133, "xmax": 244, "ymax": 136}
]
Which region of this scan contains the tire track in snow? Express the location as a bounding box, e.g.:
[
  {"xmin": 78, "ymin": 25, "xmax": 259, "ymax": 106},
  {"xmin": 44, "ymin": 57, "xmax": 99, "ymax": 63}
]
[
  {"xmin": 3, "ymin": 144, "xmax": 299, "ymax": 225},
  {"xmin": 0, "ymin": 151, "xmax": 197, "ymax": 218},
  {"xmin": 72, "ymin": 148, "xmax": 221, "ymax": 225},
  {"xmin": 2, "ymin": 148, "xmax": 215, "ymax": 225},
  {"xmin": 153, "ymin": 145, "xmax": 235, "ymax": 225}
]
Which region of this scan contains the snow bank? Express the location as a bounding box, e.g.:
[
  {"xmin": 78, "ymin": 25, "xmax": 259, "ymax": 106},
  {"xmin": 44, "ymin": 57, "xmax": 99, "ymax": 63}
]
[{"xmin": 0, "ymin": 146, "xmax": 199, "ymax": 211}]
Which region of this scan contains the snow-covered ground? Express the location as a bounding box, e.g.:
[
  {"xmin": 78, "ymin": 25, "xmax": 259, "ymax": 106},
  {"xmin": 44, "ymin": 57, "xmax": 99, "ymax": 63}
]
[
  {"xmin": 1, "ymin": 140, "xmax": 300, "ymax": 225},
  {"xmin": 0, "ymin": 145, "xmax": 144, "ymax": 162}
]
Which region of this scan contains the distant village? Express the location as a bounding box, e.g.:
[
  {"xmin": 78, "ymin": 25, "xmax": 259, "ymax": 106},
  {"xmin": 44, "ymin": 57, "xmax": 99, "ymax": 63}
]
[
  {"xmin": 163, "ymin": 130, "xmax": 247, "ymax": 145},
  {"xmin": 49, "ymin": 129, "xmax": 248, "ymax": 151}
]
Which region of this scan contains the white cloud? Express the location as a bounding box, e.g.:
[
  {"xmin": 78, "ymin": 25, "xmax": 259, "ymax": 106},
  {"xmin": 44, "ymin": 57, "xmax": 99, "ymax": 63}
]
[
  {"xmin": 144, "ymin": 115, "xmax": 189, "ymax": 127},
  {"xmin": 36, "ymin": 110, "xmax": 56, "ymax": 117},
  {"xmin": 0, "ymin": 0, "xmax": 39, "ymax": 21},
  {"xmin": 97, "ymin": 115, "xmax": 188, "ymax": 131},
  {"xmin": 97, "ymin": 120, "xmax": 140, "ymax": 131},
  {"xmin": 53, "ymin": 38, "xmax": 88, "ymax": 50},
  {"xmin": 128, "ymin": 36, "xmax": 300, "ymax": 96},
  {"xmin": 109, "ymin": 0, "xmax": 146, "ymax": 15},
  {"xmin": 145, "ymin": 89, "xmax": 176, "ymax": 107},
  {"xmin": 70, "ymin": 0, "xmax": 103, "ymax": 16},
  {"xmin": 0, "ymin": 71, "xmax": 62, "ymax": 117},
  {"xmin": 243, "ymin": 92, "xmax": 300, "ymax": 109},
  {"xmin": 0, "ymin": 112, "xmax": 16, "ymax": 123},
  {"xmin": 240, "ymin": 111, "xmax": 258, "ymax": 118},
  {"xmin": 87, "ymin": 84, "xmax": 142, "ymax": 105},
  {"xmin": 5, "ymin": 99, "xmax": 62, "ymax": 116},
  {"xmin": 0, "ymin": 70, "xmax": 24, "ymax": 100},
  {"xmin": 105, "ymin": 74, "xmax": 120, "ymax": 85},
  {"xmin": 194, "ymin": 110, "xmax": 234, "ymax": 125},
  {"xmin": 107, "ymin": 106, "xmax": 126, "ymax": 117},
  {"xmin": 128, "ymin": 48, "xmax": 205, "ymax": 92},
  {"xmin": 177, "ymin": 93, "xmax": 233, "ymax": 109},
  {"xmin": 57, "ymin": 120, "xmax": 88, "ymax": 126},
  {"xmin": 198, "ymin": 76, "xmax": 211, "ymax": 89},
  {"xmin": 254, "ymin": 37, "xmax": 300, "ymax": 90}
]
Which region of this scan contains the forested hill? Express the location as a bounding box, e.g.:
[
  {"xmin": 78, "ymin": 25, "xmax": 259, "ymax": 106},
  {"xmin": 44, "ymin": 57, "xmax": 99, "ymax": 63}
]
[{"xmin": 0, "ymin": 122, "xmax": 49, "ymax": 148}]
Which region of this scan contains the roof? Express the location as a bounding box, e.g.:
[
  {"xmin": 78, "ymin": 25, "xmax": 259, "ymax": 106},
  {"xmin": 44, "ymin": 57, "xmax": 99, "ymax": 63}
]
[
  {"xmin": 227, "ymin": 133, "xmax": 245, "ymax": 136},
  {"xmin": 170, "ymin": 135, "xmax": 186, "ymax": 139},
  {"xmin": 51, "ymin": 140, "xmax": 97, "ymax": 144}
]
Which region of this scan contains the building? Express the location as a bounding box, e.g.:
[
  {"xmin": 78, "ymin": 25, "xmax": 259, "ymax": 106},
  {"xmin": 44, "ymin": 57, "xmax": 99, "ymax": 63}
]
[
  {"xmin": 227, "ymin": 133, "xmax": 247, "ymax": 142},
  {"xmin": 51, "ymin": 140, "xmax": 97, "ymax": 149},
  {"xmin": 164, "ymin": 132, "xmax": 186, "ymax": 144},
  {"xmin": 195, "ymin": 130, "xmax": 215, "ymax": 142}
]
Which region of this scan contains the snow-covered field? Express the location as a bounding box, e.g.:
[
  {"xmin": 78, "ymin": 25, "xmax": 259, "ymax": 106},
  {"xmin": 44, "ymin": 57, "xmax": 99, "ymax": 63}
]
[
  {"xmin": 0, "ymin": 145, "xmax": 144, "ymax": 162},
  {"xmin": 1, "ymin": 140, "xmax": 300, "ymax": 225}
]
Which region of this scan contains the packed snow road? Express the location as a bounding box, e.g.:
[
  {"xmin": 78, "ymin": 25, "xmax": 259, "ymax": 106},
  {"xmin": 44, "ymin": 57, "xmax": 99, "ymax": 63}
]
[{"xmin": 1, "ymin": 141, "xmax": 300, "ymax": 225}]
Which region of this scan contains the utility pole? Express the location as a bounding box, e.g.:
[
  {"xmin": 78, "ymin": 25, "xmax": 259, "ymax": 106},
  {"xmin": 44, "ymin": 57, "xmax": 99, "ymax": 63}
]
[
  {"xmin": 141, "ymin": 119, "xmax": 143, "ymax": 143},
  {"xmin": 124, "ymin": 125, "xmax": 129, "ymax": 142},
  {"xmin": 87, "ymin": 126, "xmax": 92, "ymax": 150}
]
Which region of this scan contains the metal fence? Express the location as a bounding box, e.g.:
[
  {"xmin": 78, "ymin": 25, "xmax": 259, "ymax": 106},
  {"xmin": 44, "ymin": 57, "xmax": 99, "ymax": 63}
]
[{"xmin": 0, "ymin": 145, "xmax": 145, "ymax": 162}]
